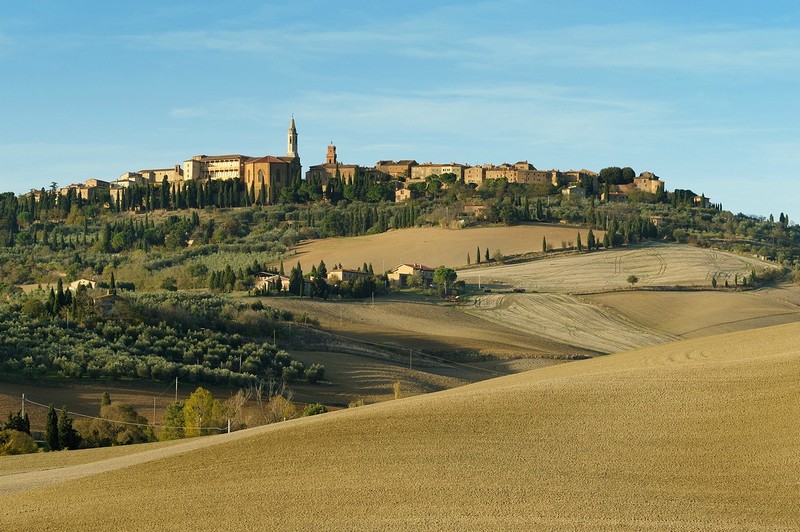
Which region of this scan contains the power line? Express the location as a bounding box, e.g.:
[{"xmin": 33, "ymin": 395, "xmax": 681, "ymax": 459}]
[{"xmin": 21, "ymin": 396, "xmax": 226, "ymax": 433}]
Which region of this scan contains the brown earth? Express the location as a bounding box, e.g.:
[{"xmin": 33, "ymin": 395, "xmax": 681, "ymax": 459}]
[
  {"xmin": 1, "ymin": 322, "xmax": 799, "ymax": 529},
  {"xmin": 282, "ymin": 222, "xmax": 599, "ymax": 273}
]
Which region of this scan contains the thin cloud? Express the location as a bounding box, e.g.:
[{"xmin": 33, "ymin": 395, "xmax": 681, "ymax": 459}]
[{"xmin": 169, "ymin": 107, "xmax": 207, "ymax": 119}]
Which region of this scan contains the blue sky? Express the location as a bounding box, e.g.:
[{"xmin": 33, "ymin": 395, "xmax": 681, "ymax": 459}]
[{"xmin": 1, "ymin": 1, "xmax": 799, "ymax": 221}]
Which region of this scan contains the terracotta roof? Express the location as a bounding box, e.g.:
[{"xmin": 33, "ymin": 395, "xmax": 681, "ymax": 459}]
[
  {"xmin": 396, "ymin": 263, "xmax": 435, "ymax": 272},
  {"xmin": 246, "ymin": 156, "xmax": 289, "ymax": 164}
]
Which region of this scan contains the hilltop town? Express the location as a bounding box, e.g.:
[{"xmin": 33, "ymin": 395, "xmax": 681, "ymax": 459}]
[{"xmin": 30, "ymin": 118, "xmax": 691, "ymax": 210}]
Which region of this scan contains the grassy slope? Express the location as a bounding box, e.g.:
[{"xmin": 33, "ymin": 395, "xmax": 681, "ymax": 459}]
[{"xmin": 2, "ymin": 322, "xmax": 799, "ymax": 530}]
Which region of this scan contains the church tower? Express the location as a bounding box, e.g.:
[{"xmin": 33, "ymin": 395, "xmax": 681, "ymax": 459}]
[
  {"xmin": 326, "ymin": 145, "xmax": 337, "ymax": 165},
  {"xmin": 287, "ymin": 117, "xmax": 298, "ymax": 159}
]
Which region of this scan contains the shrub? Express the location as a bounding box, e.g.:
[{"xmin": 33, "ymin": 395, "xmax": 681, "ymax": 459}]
[
  {"xmin": 304, "ymin": 364, "xmax": 325, "ymax": 384},
  {"xmin": 302, "ymin": 403, "xmax": 327, "ymax": 416},
  {"xmin": 0, "ymin": 429, "xmax": 39, "ymax": 455}
]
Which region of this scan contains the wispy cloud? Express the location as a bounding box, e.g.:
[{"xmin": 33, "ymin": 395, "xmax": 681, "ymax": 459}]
[
  {"xmin": 455, "ymin": 25, "xmax": 800, "ymax": 74},
  {"xmin": 169, "ymin": 106, "xmax": 207, "ymax": 119},
  {"xmin": 121, "ymin": 30, "xmax": 279, "ymax": 53}
]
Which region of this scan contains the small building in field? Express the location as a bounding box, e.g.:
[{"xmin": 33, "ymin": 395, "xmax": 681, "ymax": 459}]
[
  {"xmin": 255, "ymin": 272, "xmax": 290, "ymax": 292},
  {"xmin": 562, "ymin": 185, "xmax": 586, "ymax": 199},
  {"xmin": 395, "ymin": 187, "xmax": 413, "ymax": 202},
  {"xmin": 94, "ymin": 293, "xmax": 126, "ymax": 316},
  {"xmin": 69, "ymin": 279, "xmax": 97, "ymax": 291},
  {"xmin": 388, "ymin": 263, "xmax": 435, "ymax": 287},
  {"xmin": 327, "ymin": 268, "xmax": 372, "ymax": 283}
]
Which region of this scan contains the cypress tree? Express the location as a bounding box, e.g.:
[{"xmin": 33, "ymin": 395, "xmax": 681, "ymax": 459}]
[
  {"xmin": 542, "ymin": 236, "xmax": 547, "ymax": 252},
  {"xmin": 46, "ymin": 405, "xmax": 60, "ymax": 451},
  {"xmin": 58, "ymin": 406, "xmax": 80, "ymax": 450}
]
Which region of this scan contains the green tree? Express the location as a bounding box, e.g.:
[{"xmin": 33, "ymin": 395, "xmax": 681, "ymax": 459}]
[
  {"xmin": 476, "ymin": 246, "xmax": 481, "ymax": 264},
  {"xmin": 577, "ymin": 232, "xmax": 583, "ymax": 252},
  {"xmin": 542, "ymin": 236, "xmax": 548, "ymax": 252},
  {"xmin": 313, "ymin": 260, "xmax": 329, "ymax": 299},
  {"xmin": 78, "ymin": 400, "xmax": 155, "ymax": 447},
  {"xmin": 289, "ymin": 262, "xmax": 304, "ymax": 297},
  {"xmin": 0, "ymin": 430, "xmax": 38, "ymax": 456},
  {"xmin": 46, "ymin": 405, "xmax": 60, "ymax": 451},
  {"xmin": 302, "ymin": 403, "xmax": 327, "ymax": 416},
  {"xmin": 160, "ymin": 402, "xmax": 185, "ymax": 440},
  {"xmin": 587, "ymin": 229, "xmax": 596, "ymax": 250},
  {"xmin": 433, "ymin": 266, "xmax": 458, "ymax": 296},
  {"xmin": 183, "ymin": 387, "xmax": 225, "ymax": 438},
  {"xmin": 627, "ymin": 275, "xmax": 639, "ymax": 288},
  {"xmin": 58, "ymin": 406, "xmax": 81, "ymax": 450},
  {"xmin": 4, "ymin": 411, "xmax": 30, "ymax": 434}
]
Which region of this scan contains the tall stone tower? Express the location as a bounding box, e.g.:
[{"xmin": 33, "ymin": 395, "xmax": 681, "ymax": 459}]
[
  {"xmin": 287, "ymin": 117, "xmax": 298, "ymax": 159},
  {"xmin": 326, "ymin": 145, "xmax": 337, "ymax": 164}
]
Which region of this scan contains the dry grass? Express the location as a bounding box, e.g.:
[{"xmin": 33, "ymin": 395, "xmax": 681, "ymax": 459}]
[{"xmin": 2, "ymin": 322, "xmax": 799, "ymax": 530}]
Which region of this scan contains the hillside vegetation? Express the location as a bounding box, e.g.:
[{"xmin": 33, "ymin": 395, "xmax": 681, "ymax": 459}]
[{"xmin": 1, "ymin": 322, "xmax": 798, "ymax": 529}]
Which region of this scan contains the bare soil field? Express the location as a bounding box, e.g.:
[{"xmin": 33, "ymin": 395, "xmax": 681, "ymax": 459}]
[
  {"xmin": 2, "ymin": 322, "xmax": 799, "ymax": 530},
  {"xmin": 267, "ymin": 236, "xmax": 797, "ymax": 355},
  {"xmin": 588, "ymin": 290, "xmax": 800, "ymax": 338},
  {"xmin": 466, "ymin": 293, "xmax": 676, "ymax": 353},
  {"xmin": 284, "ymin": 223, "xmax": 598, "ymax": 272},
  {"xmin": 457, "ymin": 241, "xmax": 779, "ymax": 292},
  {"xmin": 263, "ymin": 294, "xmax": 589, "ymax": 358}
]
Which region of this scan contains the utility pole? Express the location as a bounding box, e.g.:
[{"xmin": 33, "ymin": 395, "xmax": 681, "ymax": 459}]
[
  {"xmin": 153, "ymin": 397, "xmax": 156, "ymax": 425},
  {"xmin": 175, "ymin": 377, "xmax": 178, "ymax": 403},
  {"xmin": 21, "ymin": 393, "xmax": 25, "ymax": 417},
  {"xmin": 409, "ymin": 349, "xmax": 412, "ymax": 370}
]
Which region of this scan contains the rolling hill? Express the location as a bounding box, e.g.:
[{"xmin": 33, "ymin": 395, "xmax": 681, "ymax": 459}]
[{"xmin": 2, "ymin": 322, "xmax": 799, "ymax": 530}]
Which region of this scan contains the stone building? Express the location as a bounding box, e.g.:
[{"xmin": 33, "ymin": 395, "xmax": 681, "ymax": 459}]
[
  {"xmin": 306, "ymin": 145, "xmax": 360, "ymax": 184},
  {"xmin": 375, "ymin": 160, "xmax": 417, "ymax": 178},
  {"xmin": 182, "ymin": 118, "xmax": 302, "ymax": 204}
]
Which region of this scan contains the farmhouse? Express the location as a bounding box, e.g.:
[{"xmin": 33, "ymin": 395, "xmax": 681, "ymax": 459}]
[
  {"xmin": 254, "ymin": 272, "xmax": 290, "ymax": 292},
  {"xmin": 327, "ymin": 268, "xmax": 372, "ymax": 283},
  {"xmin": 388, "ymin": 263, "xmax": 435, "ymax": 287},
  {"xmin": 94, "ymin": 293, "xmax": 126, "ymax": 316},
  {"xmin": 69, "ymin": 279, "xmax": 97, "ymax": 291}
]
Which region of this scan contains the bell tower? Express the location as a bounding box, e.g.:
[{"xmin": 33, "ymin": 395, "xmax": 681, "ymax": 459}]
[
  {"xmin": 287, "ymin": 117, "xmax": 298, "ymax": 159},
  {"xmin": 326, "ymin": 145, "xmax": 337, "ymax": 165}
]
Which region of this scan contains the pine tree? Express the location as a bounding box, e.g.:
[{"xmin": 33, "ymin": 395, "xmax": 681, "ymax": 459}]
[
  {"xmin": 484, "ymin": 247, "xmax": 490, "ymax": 261},
  {"xmin": 542, "ymin": 236, "xmax": 547, "ymax": 253},
  {"xmin": 577, "ymin": 232, "xmax": 583, "ymax": 252},
  {"xmin": 476, "ymin": 246, "xmax": 481, "ymax": 264}
]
